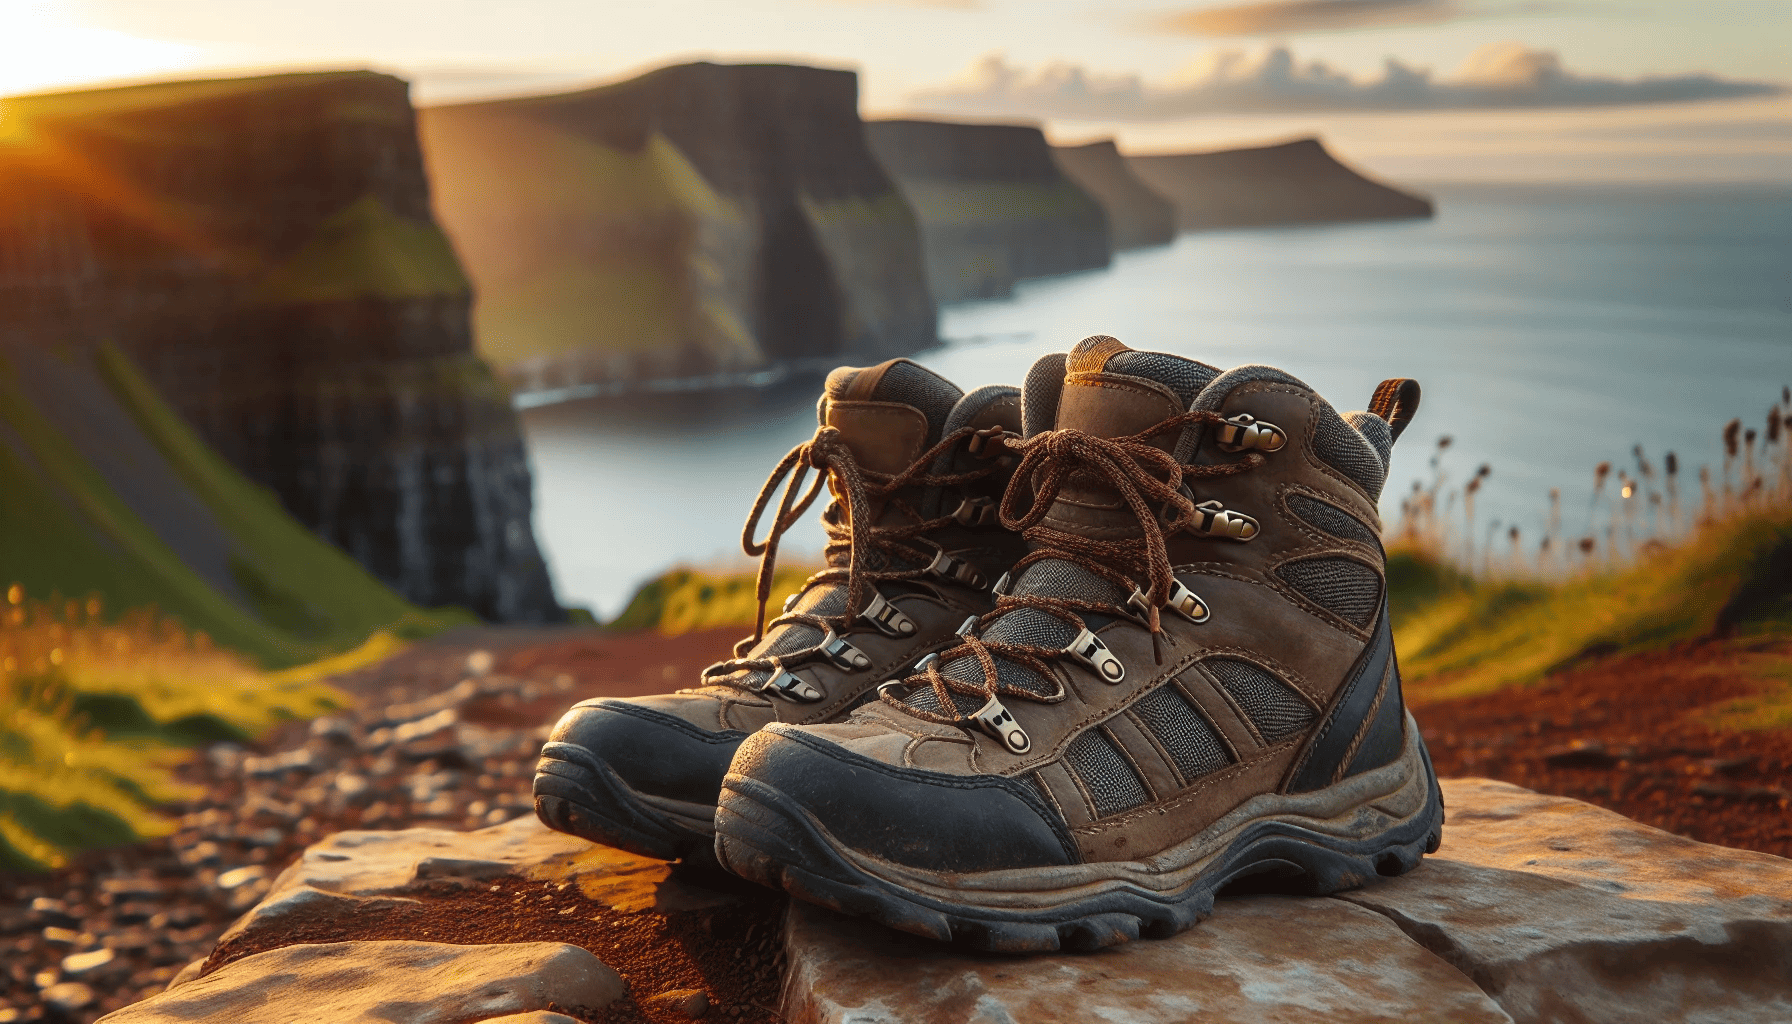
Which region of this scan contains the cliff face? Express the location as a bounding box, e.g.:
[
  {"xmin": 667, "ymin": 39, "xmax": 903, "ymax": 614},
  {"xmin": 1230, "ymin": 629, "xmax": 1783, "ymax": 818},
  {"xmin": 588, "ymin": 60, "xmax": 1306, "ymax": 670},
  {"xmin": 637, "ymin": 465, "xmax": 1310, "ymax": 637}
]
[
  {"xmin": 865, "ymin": 120, "xmax": 1110, "ymax": 303},
  {"xmin": 0, "ymin": 343, "xmax": 469, "ymax": 667},
  {"xmin": 418, "ymin": 63, "xmax": 936, "ymax": 397},
  {"xmin": 1129, "ymin": 138, "xmax": 1433, "ymax": 231},
  {"xmin": 1051, "ymin": 140, "xmax": 1175, "ymax": 251},
  {"xmin": 0, "ymin": 71, "xmax": 560, "ymax": 623}
]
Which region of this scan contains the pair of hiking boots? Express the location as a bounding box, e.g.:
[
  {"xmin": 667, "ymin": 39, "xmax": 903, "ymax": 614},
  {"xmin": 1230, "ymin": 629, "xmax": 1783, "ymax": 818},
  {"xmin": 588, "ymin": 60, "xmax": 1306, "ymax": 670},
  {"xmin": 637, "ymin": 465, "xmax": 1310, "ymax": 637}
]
[{"xmin": 534, "ymin": 336, "xmax": 1444, "ymax": 952}]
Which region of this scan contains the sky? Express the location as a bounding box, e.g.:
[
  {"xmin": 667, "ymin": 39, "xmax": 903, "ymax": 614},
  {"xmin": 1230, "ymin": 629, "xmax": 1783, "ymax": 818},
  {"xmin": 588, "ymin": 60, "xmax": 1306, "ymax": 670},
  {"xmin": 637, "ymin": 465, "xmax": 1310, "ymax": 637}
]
[{"xmin": 3, "ymin": 0, "xmax": 1789, "ymax": 184}]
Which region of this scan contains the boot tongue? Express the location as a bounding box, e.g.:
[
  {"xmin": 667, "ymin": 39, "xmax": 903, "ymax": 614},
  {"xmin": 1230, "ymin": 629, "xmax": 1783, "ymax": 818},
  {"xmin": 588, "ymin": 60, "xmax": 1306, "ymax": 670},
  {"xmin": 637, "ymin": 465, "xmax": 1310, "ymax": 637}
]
[
  {"xmin": 1053, "ymin": 335, "xmax": 1219, "ymax": 439},
  {"xmin": 727, "ymin": 364, "xmax": 989, "ymax": 691},
  {"xmin": 823, "ymin": 359, "xmax": 962, "ymax": 475},
  {"xmin": 1040, "ymin": 336, "xmax": 1220, "ymax": 539},
  {"xmin": 904, "ymin": 338, "xmax": 1219, "ymax": 718}
]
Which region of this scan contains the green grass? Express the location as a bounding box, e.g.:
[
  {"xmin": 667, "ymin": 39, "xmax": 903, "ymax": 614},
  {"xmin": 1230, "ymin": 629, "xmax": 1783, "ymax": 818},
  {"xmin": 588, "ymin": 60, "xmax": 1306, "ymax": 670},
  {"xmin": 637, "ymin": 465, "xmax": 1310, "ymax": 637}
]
[
  {"xmin": 0, "ymin": 592, "xmax": 361, "ymax": 870},
  {"xmin": 608, "ymin": 565, "xmax": 817, "ymax": 636},
  {"xmin": 1391, "ymin": 502, "xmax": 1792, "ymax": 703},
  {"xmin": 255, "ymin": 196, "xmax": 469, "ymax": 304},
  {"xmin": 2, "ymin": 346, "xmax": 468, "ymax": 669}
]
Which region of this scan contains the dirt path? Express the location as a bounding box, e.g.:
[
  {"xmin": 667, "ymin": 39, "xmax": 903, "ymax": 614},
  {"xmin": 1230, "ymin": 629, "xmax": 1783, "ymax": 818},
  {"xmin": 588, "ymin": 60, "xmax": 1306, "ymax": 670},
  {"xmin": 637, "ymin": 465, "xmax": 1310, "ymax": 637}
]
[{"xmin": 1412, "ymin": 640, "xmax": 1792, "ymax": 859}]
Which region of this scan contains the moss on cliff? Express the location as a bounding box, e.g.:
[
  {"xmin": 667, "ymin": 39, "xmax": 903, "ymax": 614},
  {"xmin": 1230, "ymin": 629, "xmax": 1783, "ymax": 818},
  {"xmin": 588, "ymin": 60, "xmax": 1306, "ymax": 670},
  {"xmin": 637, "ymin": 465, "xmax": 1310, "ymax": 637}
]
[
  {"xmin": 420, "ymin": 62, "xmax": 936, "ymax": 394},
  {"xmin": 865, "ymin": 119, "xmax": 1110, "ymax": 302},
  {"xmin": 256, "ymin": 196, "xmax": 469, "ymax": 304},
  {"xmin": 0, "ymin": 68, "xmax": 562, "ymax": 622},
  {"xmin": 0, "ymin": 346, "xmax": 465, "ymax": 669}
]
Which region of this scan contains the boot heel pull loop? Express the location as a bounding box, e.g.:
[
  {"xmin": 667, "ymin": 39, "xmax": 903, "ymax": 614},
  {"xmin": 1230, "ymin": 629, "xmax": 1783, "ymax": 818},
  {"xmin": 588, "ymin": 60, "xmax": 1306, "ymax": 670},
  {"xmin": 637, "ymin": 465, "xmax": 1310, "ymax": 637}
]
[{"xmin": 1369, "ymin": 378, "xmax": 1422, "ymax": 443}]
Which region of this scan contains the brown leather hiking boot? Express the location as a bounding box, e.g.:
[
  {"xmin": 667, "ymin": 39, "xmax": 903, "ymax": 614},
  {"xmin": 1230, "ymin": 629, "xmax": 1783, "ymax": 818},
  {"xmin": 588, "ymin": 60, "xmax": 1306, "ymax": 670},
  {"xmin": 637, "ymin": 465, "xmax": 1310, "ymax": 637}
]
[
  {"xmin": 534, "ymin": 359, "xmax": 1026, "ymax": 861},
  {"xmin": 713, "ymin": 336, "xmax": 1443, "ymax": 950}
]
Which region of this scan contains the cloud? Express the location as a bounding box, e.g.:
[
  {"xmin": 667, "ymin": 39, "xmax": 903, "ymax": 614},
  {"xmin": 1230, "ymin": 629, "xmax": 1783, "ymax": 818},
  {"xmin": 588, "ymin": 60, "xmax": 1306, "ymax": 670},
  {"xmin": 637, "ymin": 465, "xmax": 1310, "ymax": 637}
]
[
  {"xmin": 904, "ymin": 43, "xmax": 1785, "ymax": 121},
  {"xmin": 1163, "ymin": 0, "xmax": 1461, "ymax": 37}
]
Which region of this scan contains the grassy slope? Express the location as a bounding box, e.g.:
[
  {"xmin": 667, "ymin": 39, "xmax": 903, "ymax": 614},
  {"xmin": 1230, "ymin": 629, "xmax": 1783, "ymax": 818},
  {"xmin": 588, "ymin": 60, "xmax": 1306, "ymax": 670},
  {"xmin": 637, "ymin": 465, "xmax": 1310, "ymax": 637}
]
[
  {"xmin": 255, "ymin": 195, "xmax": 469, "ymax": 304},
  {"xmin": 96, "ymin": 345, "xmax": 468, "ymax": 654},
  {"xmin": 1391, "ymin": 503, "xmax": 1792, "ymax": 703},
  {"xmin": 608, "ymin": 565, "xmax": 816, "ymax": 636},
  {"xmin": 420, "ymin": 106, "xmax": 746, "ymax": 368},
  {"xmin": 2, "ymin": 347, "xmax": 464, "ymax": 668}
]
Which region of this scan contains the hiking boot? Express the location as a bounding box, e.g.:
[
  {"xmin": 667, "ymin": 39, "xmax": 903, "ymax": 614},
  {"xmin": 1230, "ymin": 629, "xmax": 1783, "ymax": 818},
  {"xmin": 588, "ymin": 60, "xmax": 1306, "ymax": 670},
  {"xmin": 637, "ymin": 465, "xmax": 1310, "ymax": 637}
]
[
  {"xmin": 713, "ymin": 336, "xmax": 1444, "ymax": 949},
  {"xmin": 534, "ymin": 359, "xmax": 1027, "ymax": 861}
]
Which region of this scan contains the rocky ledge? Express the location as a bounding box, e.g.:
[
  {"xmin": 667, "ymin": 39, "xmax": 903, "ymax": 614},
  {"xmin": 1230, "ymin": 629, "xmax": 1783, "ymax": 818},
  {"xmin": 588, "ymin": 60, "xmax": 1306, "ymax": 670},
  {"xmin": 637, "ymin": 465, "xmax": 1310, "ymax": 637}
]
[{"xmin": 91, "ymin": 777, "xmax": 1791, "ymax": 1024}]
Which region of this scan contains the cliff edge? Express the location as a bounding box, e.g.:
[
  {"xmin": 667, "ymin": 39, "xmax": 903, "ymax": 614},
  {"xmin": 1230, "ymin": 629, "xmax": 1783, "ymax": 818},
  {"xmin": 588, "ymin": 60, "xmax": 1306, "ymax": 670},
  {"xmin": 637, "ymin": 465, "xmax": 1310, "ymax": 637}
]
[
  {"xmin": 419, "ymin": 63, "xmax": 936, "ymax": 398},
  {"xmin": 1130, "ymin": 137, "xmax": 1433, "ymax": 231},
  {"xmin": 0, "ymin": 71, "xmax": 560, "ymax": 622},
  {"xmin": 1051, "ymin": 140, "xmax": 1175, "ymax": 251},
  {"xmin": 866, "ymin": 120, "xmax": 1110, "ymax": 303}
]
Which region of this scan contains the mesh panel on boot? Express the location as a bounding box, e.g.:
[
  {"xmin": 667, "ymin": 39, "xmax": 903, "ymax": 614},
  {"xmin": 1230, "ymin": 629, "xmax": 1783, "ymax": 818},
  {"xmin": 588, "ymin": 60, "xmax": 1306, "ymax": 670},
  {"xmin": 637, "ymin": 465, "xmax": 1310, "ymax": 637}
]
[
  {"xmin": 1022, "ymin": 353, "xmax": 1068, "ymax": 438},
  {"xmin": 1206, "ymin": 658, "xmax": 1315, "ymax": 743},
  {"xmin": 1131, "ymin": 684, "xmax": 1231, "ymax": 784},
  {"xmin": 1065, "ymin": 728, "xmax": 1152, "ymax": 817},
  {"xmin": 1287, "ymin": 495, "xmax": 1379, "ymax": 546},
  {"xmin": 910, "ymin": 558, "xmax": 1116, "ymax": 711},
  {"xmin": 1105, "ymin": 351, "xmax": 1219, "ymax": 408},
  {"xmin": 875, "ymin": 361, "xmax": 962, "ymax": 446},
  {"xmin": 1313, "ymin": 411, "xmax": 1387, "ymax": 500},
  {"xmin": 1274, "ymin": 557, "xmax": 1382, "ymax": 628},
  {"xmin": 1344, "ymin": 411, "xmax": 1393, "ymax": 470},
  {"xmin": 740, "ymin": 587, "xmax": 847, "ymax": 686}
]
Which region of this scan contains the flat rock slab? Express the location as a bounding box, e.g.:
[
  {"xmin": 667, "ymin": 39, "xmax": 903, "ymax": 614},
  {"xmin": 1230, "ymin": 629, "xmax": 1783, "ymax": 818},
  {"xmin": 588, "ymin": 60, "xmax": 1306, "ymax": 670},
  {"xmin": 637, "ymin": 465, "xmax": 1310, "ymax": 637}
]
[
  {"xmin": 1340, "ymin": 777, "xmax": 1792, "ymax": 1024},
  {"xmin": 785, "ymin": 895, "xmax": 1513, "ymax": 1023},
  {"xmin": 220, "ymin": 814, "xmax": 740, "ymax": 959},
  {"xmin": 97, "ymin": 940, "xmax": 623, "ymax": 1024},
  {"xmin": 784, "ymin": 777, "xmax": 1792, "ymax": 1024}
]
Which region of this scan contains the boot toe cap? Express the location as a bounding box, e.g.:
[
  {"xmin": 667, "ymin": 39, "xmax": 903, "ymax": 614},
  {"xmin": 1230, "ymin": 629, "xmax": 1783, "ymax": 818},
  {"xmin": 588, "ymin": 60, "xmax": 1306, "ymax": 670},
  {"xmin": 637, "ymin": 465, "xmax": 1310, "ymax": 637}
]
[
  {"xmin": 722, "ymin": 723, "xmax": 1078, "ymax": 873},
  {"xmin": 545, "ymin": 698, "xmax": 747, "ymax": 805}
]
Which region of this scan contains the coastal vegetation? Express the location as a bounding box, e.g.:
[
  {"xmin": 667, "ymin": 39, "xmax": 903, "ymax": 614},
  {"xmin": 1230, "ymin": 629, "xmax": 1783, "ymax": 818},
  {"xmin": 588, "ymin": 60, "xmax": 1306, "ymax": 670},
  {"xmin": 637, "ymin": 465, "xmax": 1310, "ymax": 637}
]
[
  {"xmin": 1392, "ymin": 391, "xmax": 1792, "ymax": 703},
  {"xmin": 0, "ymin": 589, "xmax": 366, "ymax": 869}
]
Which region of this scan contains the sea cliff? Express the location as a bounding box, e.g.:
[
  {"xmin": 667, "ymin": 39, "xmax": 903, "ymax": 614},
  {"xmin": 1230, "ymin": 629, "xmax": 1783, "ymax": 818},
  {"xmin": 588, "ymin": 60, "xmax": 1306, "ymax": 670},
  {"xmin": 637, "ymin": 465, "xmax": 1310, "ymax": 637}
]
[
  {"xmin": 0, "ymin": 71, "xmax": 560, "ymax": 622},
  {"xmin": 865, "ymin": 119, "xmax": 1110, "ymax": 302},
  {"xmin": 1051, "ymin": 140, "xmax": 1175, "ymax": 251},
  {"xmin": 419, "ymin": 62, "xmax": 936, "ymax": 399},
  {"xmin": 1130, "ymin": 137, "xmax": 1433, "ymax": 230}
]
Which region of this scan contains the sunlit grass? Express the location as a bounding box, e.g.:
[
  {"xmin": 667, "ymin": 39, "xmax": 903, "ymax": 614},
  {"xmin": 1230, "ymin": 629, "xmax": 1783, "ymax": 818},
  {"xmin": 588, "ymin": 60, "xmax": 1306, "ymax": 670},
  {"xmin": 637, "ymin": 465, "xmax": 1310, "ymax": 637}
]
[
  {"xmin": 0, "ymin": 587, "xmax": 344, "ymax": 869},
  {"xmin": 607, "ymin": 564, "xmax": 816, "ymax": 636},
  {"xmin": 1392, "ymin": 389, "xmax": 1792, "ymax": 703},
  {"xmin": 1392, "ymin": 501, "xmax": 1792, "ymax": 703}
]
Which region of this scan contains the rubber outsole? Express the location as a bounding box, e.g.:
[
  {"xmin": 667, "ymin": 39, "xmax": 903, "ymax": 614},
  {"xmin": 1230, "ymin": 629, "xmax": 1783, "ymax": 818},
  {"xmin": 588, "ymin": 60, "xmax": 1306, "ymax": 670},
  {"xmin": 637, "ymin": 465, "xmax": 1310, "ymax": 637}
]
[
  {"xmin": 714, "ymin": 727, "xmax": 1445, "ymax": 952},
  {"xmin": 533, "ymin": 742, "xmax": 717, "ymax": 863}
]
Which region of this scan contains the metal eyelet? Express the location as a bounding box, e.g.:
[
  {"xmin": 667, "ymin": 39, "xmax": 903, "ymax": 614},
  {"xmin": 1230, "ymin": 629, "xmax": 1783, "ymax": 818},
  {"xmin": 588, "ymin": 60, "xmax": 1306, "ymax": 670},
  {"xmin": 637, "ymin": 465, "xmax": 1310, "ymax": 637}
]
[
  {"xmin": 818, "ymin": 630, "xmax": 872, "ymax": 671},
  {"xmin": 1065, "ymin": 628, "xmax": 1125, "ymax": 683},
  {"xmin": 781, "ymin": 592, "xmax": 801, "ymax": 614},
  {"xmin": 951, "ymin": 496, "xmax": 998, "ymax": 527},
  {"xmin": 1216, "ymin": 413, "xmax": 1287, "ymax": 453},
  {"xmin": 955, "ymin": 615, "xmax": 979, "ymax": 637},
  {"xmin": 1192, "ymin": 499, "xmax": 1259, "ymax": 541},
  {"xmin": 969, "ymin": 696, "xmax": 1030, "ymax": 754},
  {"xmin": 926, "ymin": 548, "xmax": 986, "ymax": 590},
  {"xmin": 758, "ymin": 669, "xmax": 823, "ymax": 703},
  {"xmin": 861, "ymin": 591, "xmax": 919, "ymax": 638},
  {"xmin": 1127, "ymin": 580, "xmax": 1211, "ymax": 624},
  {"xmin": 990, "ymin": 572, "xmax": 1013, "ymax": 598}
]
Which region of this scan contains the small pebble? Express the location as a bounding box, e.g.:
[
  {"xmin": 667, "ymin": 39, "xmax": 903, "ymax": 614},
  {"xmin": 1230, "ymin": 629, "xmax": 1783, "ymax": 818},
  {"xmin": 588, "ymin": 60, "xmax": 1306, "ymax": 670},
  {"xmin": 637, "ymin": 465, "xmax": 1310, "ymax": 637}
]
[
  {"xmin": 62, "ymin": 948, "xmax": 115, "ymax": 975},
  {"xmin": 41, "ymin": 981, "xmax": 96, "ymax": 1011}
]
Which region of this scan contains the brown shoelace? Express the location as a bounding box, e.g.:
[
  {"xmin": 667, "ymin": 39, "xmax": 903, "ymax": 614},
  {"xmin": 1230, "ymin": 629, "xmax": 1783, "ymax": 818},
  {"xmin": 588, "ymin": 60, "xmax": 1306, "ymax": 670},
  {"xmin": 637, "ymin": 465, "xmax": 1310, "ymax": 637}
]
[
  {"xmin": 886, "ymin": 410, "xmax": 1263, "ymax": 721},
  {"xmin": 701, "ymin": 423, "xmax": 1007, "ymax": 687}
]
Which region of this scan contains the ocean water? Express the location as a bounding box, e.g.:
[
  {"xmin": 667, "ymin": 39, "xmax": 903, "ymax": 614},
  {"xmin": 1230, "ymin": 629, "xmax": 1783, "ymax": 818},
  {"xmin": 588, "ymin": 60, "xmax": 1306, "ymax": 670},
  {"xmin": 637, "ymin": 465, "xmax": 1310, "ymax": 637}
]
[{"xmin": 521, "ymin": 184, "xmax": 1792, "ymax": 616}]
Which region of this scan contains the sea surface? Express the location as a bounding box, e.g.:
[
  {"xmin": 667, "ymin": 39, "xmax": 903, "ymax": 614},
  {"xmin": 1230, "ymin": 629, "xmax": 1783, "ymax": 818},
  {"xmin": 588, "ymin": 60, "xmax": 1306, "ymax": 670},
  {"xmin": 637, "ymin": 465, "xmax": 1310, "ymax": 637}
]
[{"xmin": 520, "ymin": 184, "xmax": 1792, "ymax": 616}]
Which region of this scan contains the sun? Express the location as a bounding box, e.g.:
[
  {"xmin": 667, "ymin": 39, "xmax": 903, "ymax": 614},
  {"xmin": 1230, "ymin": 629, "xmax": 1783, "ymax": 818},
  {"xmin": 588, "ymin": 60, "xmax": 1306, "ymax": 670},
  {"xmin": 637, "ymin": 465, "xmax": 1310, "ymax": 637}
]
[{"xmin": 0, "ymin": 4, "xmax": 199, "ymax": 99}]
